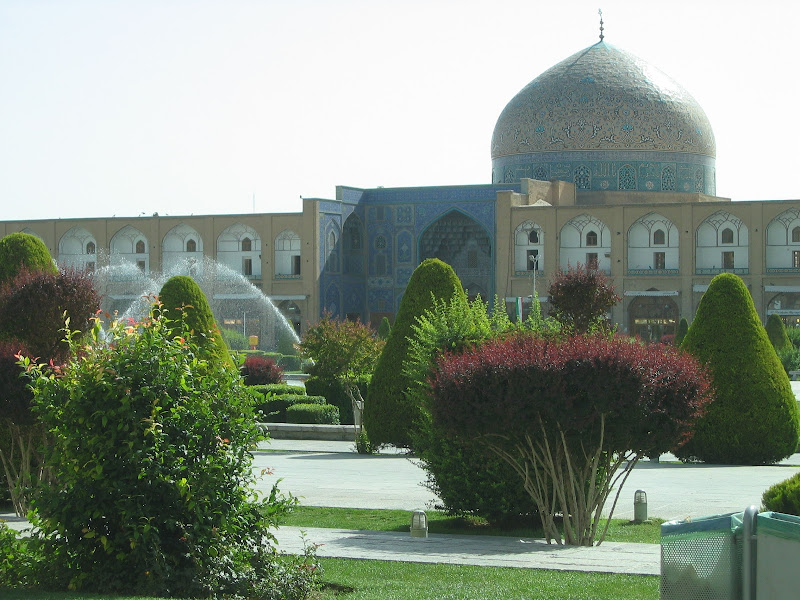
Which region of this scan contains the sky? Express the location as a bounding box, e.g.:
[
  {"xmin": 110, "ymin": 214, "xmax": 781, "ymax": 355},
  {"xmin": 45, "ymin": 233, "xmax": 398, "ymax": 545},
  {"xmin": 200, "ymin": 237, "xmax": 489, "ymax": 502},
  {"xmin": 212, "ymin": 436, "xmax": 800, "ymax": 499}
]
[{"xmin": 1, "ymin": 0, "xmax": 798, "ymax": 221}]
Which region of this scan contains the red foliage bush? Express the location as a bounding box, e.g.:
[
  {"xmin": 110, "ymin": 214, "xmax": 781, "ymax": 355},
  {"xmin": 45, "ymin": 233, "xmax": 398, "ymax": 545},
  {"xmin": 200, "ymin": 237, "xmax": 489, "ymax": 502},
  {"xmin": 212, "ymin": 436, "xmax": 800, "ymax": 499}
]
[
  {"xmin": 430, "ymin": 333, "xmax": 712, "ymax": 457},
  {"xmin": 241, "ymin": 354, "xmax": 283, "ymax": 386}
]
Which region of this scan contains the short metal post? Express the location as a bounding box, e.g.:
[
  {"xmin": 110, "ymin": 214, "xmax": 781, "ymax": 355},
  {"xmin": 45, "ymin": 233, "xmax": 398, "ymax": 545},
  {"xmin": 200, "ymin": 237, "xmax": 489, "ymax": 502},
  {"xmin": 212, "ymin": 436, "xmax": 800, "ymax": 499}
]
[{"xmin": 742, "ymin": 505, "xmax": 758, "ymax": 600}]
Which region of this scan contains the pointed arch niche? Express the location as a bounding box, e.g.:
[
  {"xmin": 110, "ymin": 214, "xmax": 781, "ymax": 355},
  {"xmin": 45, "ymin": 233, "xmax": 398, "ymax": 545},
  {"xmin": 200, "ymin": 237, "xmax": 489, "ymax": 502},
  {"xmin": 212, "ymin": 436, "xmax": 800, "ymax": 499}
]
[
  {"xmin": 419, "ymin": 210, "xmax": 490, "ymax": 299},
  {"xmin": 110, "ymin": 225, "xmax": 149, "ymax": 275},
  {"xmin": 559, "ymin": 214, "xmax": 610, "ymax": 273},
  {"xmin": 162, "ymin": 223, "xmax": 204, "ymax": 277},
  {"xmin": 218, "ymin": 223, "xmax": 261, "ymax": 279},
  {"xmin": 695, "ymin": 210, "xmax": 748, "ymax": 274},
  {"xmin": 627, "ymin": 212, "xmax": 679, "ymax": 274},
  {"xmin": 58, "ymin": 226, "xmax": 97, "ymax": 272},
  {"xmin": 766, "ymin": 208, "xmax": 800, "ymax": 272}
]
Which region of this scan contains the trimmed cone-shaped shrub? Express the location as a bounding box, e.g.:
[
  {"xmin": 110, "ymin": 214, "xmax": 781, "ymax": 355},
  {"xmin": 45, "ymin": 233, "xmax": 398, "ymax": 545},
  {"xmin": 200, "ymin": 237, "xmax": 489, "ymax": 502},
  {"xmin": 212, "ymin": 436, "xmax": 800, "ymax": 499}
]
[
  {"xmin": 678, "ymin": 273, "xmax": 800, "ymax": 464},
  {"xmin": 0, "ymin": 232, "xmax": 56, "ymax": 285},
  {"xmin": 766, "ymin": 313, "xmax": 792, "ymax": 353},
  {"xmin": 377, "ymin": 317, "xmax": 391, "ymax": 341},
  {"xmin": 364, "ymin": 259, "xmax": 465, "ymax": 447},
  {"xmin": 159, "ymin": 275, "xmax": 234, "ymax": 368},
  {"xmin": 674, "ymin": 317, "xmax": 689, "ymax": 346}
]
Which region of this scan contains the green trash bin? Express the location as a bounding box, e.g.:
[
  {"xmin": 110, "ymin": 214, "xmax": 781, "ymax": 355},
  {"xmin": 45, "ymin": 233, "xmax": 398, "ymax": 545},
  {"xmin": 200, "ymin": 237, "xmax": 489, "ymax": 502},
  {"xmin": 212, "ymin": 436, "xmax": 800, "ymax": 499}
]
[
  {"xmin": 660, "ymin": 512, "xmax": 744, "ymax": 600},
  {"xmin": 756, "ymin": 511, "xmax": 800, "ymax": 599}
]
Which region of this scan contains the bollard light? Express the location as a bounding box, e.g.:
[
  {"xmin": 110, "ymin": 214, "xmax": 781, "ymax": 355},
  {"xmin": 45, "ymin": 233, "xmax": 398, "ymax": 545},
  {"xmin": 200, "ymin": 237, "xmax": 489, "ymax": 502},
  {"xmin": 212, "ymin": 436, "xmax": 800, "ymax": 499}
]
[
  {"xmin": 633, "ymin": 489, "xmax": 648, "ymax": 523},
  {"xmin": 410, "ymin": 510, "xmax": 428, "ymax": 538}
]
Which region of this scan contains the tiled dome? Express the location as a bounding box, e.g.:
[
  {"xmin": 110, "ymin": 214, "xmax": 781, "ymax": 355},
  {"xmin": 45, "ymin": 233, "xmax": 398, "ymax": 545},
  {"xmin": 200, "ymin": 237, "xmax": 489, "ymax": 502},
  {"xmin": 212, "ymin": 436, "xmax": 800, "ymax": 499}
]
[{"xmin": 491, "ymin": 42, "xmax": 716, "ymax": 194}]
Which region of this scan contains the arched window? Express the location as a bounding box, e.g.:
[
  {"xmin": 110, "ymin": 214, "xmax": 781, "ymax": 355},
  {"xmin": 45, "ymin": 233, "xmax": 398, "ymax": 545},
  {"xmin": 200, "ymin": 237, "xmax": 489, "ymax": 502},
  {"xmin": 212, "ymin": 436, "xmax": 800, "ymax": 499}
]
[
  {"xmin": 135, "ymin": 240, "xmax": 146, "ymax": 254},
  {"xmin": 241, "ymin": 237, "xmax": 252, "ymax": 252},
  {"xmin": 574, "ymin": 165, "xmax": 590, "ymax": 190},
  {"xmin": 186, "ymin": 239, "xmax": 197, "ymax": 252},
  {"xmin": 721, "ymin": 228, "xmax": 734, "ymax": 244},
  {"xmin": 586, "ymin": 231, "xmax": 598, "ymax": 246},
  {"xmin": 653, "ymin": 229, "xmax": 666, "ymax": 245},
  {"xmin": 528, "ymin": 230, "xmax": 539, "ymax": 244},
  {"xmin": 793, "ymin": 226, "xmax": 800, "ymax": 243},
  {"xmin": 86, "ymin": 241, "xmax": 96, "ymax": 254},
  {"xmin": 618, "ymin": 165, "xmax": 636, "ymax": 190}
]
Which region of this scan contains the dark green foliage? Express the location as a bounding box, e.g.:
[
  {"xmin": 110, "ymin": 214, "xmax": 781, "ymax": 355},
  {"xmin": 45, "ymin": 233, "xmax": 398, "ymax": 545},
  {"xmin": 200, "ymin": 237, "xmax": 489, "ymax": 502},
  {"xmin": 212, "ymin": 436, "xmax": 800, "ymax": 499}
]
[
  {"xmin": 251, "ymin": 383, "xmax": 305, "ymax": 396},
  {"xmin": 678, "ymin": 273, "xmax": 800, "ymax": 464},
  {"xmin": 674, "ymin": 317, "xmax": 689, "ymax": 346},
  {"xmin": 763, "ymin": 472, "xmax": 800, "ymax": 516},
  {"xmin": 0, "ymin": 232, "xmax": 56, "ymax": 286},
  {"xmin": 305, "ymin": 376, "xmax": 369, "ymax": 425},
  {"xmin": 17, "ymin": 309, "xmax": 318, "ymax": 596},
  {"xmin": 278, "ymin": 354, "xmax": 302, "ymax": 371},
  {"xmin": 779, "ymin": 347, "xmax": 800, "ymax": 376},
  {"xmin": 258, "ymin": 395, "xmax": 326, "ymax": 422},
  {"xmin": 158, "ymin": 275, "xmax": 233, "ymax": 368},
  {"xmin": 241, "ymin": 354, "xmax": 283, "ymax": 385},
  {"xmin": 787, "ymin": 327, "xmax": 800, "ymax": 350},
  {"xmin": 220, "ymin": 327, "xmax": 248, "ymax": 350},
  {"xmin": 377, "ymin": 316, "xmax": 392, "ymax": 340},
  {"xmin": 299, "ymin": 313, "xmax": 384, "ymax": 380},
  {"xmin": 365, "ymin": 259, "xmax": 465, "ymax": 447},
  {"xmin": 286, "ymin": 403, "xmax": 340, "ymax": 425},
  {"xmin": 766, "ymin": 313, "xmax": 792, "ymax": 353},
  {"xmin": 0, "ymin": 268, "xmax": 100, "ymax": 363}
]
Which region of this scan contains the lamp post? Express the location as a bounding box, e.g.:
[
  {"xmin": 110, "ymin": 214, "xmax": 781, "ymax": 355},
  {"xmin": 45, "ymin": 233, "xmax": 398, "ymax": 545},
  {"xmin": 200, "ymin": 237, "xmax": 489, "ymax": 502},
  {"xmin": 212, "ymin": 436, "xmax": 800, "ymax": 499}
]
[{"xmin": 528, "ymin": 254, "xmax": 539, "ymax": 314}]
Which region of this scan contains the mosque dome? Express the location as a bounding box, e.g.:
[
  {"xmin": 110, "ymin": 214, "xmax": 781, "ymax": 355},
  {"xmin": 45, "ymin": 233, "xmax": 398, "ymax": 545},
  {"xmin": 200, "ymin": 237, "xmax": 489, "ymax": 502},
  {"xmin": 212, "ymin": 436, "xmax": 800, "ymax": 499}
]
[{"xmin": 491, "ymin": 41, "xmax": 716, "ymax": 195}]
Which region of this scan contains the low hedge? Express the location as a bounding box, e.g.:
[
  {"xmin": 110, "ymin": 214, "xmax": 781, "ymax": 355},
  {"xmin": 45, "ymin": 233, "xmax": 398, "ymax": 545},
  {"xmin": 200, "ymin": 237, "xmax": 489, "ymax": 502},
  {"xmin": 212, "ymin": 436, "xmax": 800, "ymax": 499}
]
[
  {"xmin": 304, "ymin": 376, "xmax": 369, "ymax": 425},
  {"xmin": 763, "ymin": 472, "xmax": 800, "ymax": 516},
  {"xmin": 250, "ymin": 384, "xmax": 305, "ymax": 397},
  {"xmin": 257, "ymin": 394, "xmax": 326, "ymax": 422},
  {"xmin": 286, "ymin": 403, "xmax": 340, "ymax": 425}
]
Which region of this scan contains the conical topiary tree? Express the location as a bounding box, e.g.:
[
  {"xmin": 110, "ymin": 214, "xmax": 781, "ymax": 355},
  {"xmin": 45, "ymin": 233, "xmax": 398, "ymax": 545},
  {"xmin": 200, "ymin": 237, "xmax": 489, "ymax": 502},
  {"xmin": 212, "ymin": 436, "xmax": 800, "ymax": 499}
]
[
  {"xmin": 0, "ymin": 232, "xmax": 56, "ymax": 285},
  {"xmin": 159, "ymin": 275, "xmax": 234, "ymax": 368},
  {"xmin": 674, "ymin": 317, "xmax": 689, "ymax": 346},
  {"xmin": 364, "ymin": 259, "xmax": 465, "ymax": 447},
  {"xmin": 677, "ymin": 273, "xmax": 800, "ymax": 464},
  {"xmin": 377, "ymin": 316, "xmax": 391, "ymax": 341},
  {"xmin": 766, "ymin": 313, "xmax": 792, "ymax": 353}
]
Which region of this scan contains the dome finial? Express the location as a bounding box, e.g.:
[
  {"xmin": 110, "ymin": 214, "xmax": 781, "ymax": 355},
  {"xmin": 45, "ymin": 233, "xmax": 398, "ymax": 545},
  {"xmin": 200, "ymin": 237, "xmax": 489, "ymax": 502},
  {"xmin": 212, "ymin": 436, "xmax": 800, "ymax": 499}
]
[{"xmin": 598, "ymin": 8, "xmax": 604, "ymax": 41}]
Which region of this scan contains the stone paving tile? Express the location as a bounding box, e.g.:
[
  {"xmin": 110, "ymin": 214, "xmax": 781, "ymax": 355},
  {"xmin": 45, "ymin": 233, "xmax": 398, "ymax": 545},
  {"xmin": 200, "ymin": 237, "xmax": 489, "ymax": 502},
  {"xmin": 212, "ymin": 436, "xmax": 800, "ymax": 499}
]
[{"xmin": 273, "ymin": 526, "xmax": 660, "ymax": 576}]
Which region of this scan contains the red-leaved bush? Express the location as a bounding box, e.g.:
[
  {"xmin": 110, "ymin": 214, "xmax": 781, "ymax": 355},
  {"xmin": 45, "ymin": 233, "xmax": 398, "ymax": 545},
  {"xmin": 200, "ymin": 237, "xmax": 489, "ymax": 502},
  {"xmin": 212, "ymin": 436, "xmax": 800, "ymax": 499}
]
[
  {"xmin": 428, "ymin": 333, "xmax": 712, "ymax": 545},
  {"xmin": 241, "ymin": 354, "xmax": 283, "ymax": 386}
]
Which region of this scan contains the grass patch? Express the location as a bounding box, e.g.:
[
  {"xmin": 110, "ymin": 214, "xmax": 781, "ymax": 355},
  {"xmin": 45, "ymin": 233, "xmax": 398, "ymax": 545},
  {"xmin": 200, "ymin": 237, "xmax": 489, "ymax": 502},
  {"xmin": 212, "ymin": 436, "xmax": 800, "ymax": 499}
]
[
  {"xmin": 314, "ymin": 558, "xmax": 658, "ymax": 599},
  {"xmin": 0, "ymin": 560, "xmax": 659, "ymax": 600},
  {"xmin": 280, "ymin": 505, "xmax": 663, "ymax": 544}
]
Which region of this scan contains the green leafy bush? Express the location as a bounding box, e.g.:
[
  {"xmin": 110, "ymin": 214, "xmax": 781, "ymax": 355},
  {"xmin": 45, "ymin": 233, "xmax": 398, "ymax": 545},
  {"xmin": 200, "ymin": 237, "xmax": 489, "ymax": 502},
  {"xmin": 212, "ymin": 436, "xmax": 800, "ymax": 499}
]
[
  {"xmin": 258, "ymin": 395, "xmax": 326, "ymax": 422},
  {"xmin": 16, "ymin": 309, "xmax": 318, "ymax": 597},
  {"xmin": 763, "ymin": 472, "xmax": 800, "ymax": 516},
  {"xmin": 787, "ymin": 327, "xmax": 800, "ymax": 350},
  {"xmin": 220, "ymin": 327, "xmax": 248, "ymax": 350},
  {"xmin": 0, "ymin": 232, "xmax": 56, "ymax": 286},
  {"xmin": 779, "ymin": 347, "xmax": 800, "ymax": 376},
  {"xmin": 286, "ymin": 403, "xmax": 340, "ymax": 425},
  {"xmin": 252, "ymin": 383, "xmax": 305, "ymax": 397},
  {"xmin": 678, "ymin": 273, "xmax": 800, "ymax": 464},
  {"xmin": 278, "ymin": 354, "xmax": 302, "ymax": 371},
  {"xmin": 305, "ymin": 376, "xmax": 369, "ymax": 425},
  {"xmin": 766, "ymin": 314, "xmax": 792, "ymax": 353},
  {"xmin": 365, "ymin": 258, "xmax": 465, "ymax": 447},
  {"xmin": 158, "ymin": 275, "xmax": 234, "ymax": 368}
]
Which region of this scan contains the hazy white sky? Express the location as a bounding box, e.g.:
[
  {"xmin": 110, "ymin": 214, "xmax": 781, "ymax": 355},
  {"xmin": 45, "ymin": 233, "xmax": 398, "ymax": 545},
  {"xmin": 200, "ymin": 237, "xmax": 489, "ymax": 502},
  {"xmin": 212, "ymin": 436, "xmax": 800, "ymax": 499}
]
[{"xmin": 1, "ymin": 0, "xmax": 797, "ymax": 221}]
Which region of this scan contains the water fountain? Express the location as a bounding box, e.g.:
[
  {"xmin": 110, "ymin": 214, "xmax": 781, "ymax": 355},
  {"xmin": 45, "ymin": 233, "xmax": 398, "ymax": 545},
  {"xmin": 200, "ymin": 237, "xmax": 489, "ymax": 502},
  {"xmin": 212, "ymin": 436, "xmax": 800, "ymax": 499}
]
[{"xmin": 91, "ymin": 256, "xmax": 300, "ymax": 353}]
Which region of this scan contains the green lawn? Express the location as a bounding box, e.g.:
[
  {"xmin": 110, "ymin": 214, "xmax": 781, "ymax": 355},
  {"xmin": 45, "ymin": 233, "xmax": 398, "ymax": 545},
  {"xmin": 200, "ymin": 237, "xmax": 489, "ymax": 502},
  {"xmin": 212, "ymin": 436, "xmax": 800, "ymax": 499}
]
[
  {"xmin": 1, "ymin": 559, "xmax": 659, "ymax": 600},
  {"xmin": 279, "ymin": 505, "xmax": 664, "ymax": 544}
]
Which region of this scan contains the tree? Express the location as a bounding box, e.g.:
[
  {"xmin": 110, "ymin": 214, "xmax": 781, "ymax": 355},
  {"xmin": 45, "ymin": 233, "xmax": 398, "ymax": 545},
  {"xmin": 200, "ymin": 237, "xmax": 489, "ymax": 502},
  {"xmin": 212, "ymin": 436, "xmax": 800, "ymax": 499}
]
[
  {"xmin": 678, "ymin": 273, "xmax": 800, "ymax": 464},
  {"xmin": 0, "ymin": 268, "xmax": 100, "ymax": 363},
  {"xmin": 547, "ymin": 264, "xmax": 620, "ymax": 333},
  {"xmin": 0, "ymin": 232, "xmax": 56, "ymax": 286},
  {"xmin": 674, "ymin": 317, "xmax": 689, "ymax": 346},
  {"xmin": 299, "ymin": 313, "xmax": 384, "ymax": 381},
  {"xmin": 377, "ymin": 316, "xmax": 391, "ymax": 341},
  {"xmin": 766, "ymin": 313, "xmax": 792, "ymax": 353},
  {"xmin": 158, "ymin": 275, "xmax": 233, "ymax": 368},
  {"xmin": 364, "ymin": 258, "xmax": 465, "ymax": 447},
  {"xmin": 429, "ymin": 334, "xmax": 712, "ymax": 545},
  {"xmin": 17, "ymin": 310, "xmax": 318, "ymax": 596}
]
